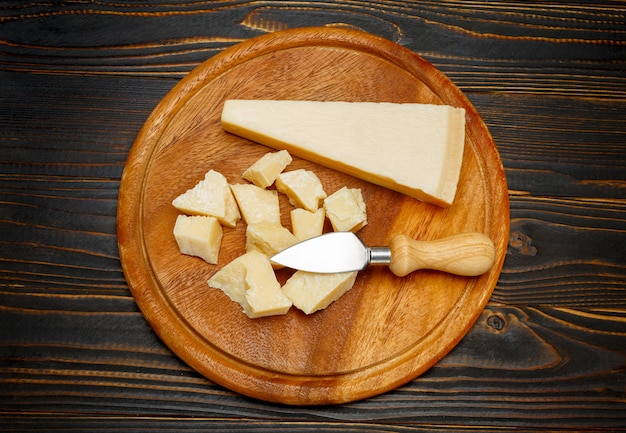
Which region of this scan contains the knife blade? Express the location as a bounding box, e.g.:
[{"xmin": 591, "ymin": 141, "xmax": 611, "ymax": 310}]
[{"xmin": 270, "ymin": 231, "xmax": 496, "ymax": 277}]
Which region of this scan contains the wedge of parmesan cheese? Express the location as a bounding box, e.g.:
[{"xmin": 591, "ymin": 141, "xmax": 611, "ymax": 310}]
[
  {"xmin": 276, "ymin": 169, "xmax": 327, "ymax": 212},
  {"xmin": 323, "ymin": 187, "xmax": 367, "ymax": 232},
  {"xmin": 281, "ymin": 270, "xmax": 358, "ymax": 315},
  {"xmin": 222, "ymin": 100, "xmax": 466, "ymax": 207},
  {"xmin": 173, "ymin": 215, "xmax": 223, "ymax": 264},
  {"xmin": 242, "ymin": 149, "xmax": 292, "ymax": 188},
  {"xmin": 208, "ymin": 250, "xmax": 292, "ymax": 318},
  {"xmin": 172, "ymin": 169, "xmax": 241, "ymax": 228}
]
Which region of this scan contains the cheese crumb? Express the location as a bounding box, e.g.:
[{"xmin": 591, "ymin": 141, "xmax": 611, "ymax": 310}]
[
  {"xmin": 290, "ymin": 208, "xmax": 325, "ymax": 241},
  {"xmin": 276, "ymin": 169, "xmax": 327, "ymax": 212},
  {"xmin": 230, "ymin": 183, "xmax": 281, "ymax": 225},
  {"xmin": 281, "ymin": 270, "xmax": 358, "ymax": 314},
  {"xmin": 246, "ymin": 222, "xmax": 298, "ymax": 258},
  {"xmin": 172, "ymin": 169, "xmax": 240, "ymax": 228},
  {"xmin": 323, "ymin": 187, "xmax": 367, "ymax": 232},
  {"xmin": 173, "ymin": 215, "xmax": 223, "ymax": 264},
  {"xmin": 242, "ymin": 149, "xmax": 292, "ymax": 188},
  {"xmin": 208, "ymin": 250, "xmax": 292, "ymax": 318}
]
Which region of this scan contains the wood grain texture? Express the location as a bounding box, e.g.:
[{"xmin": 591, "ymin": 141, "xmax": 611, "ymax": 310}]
[
  {"xmin": 1, "ymin": 0, "xmax": 625, "ymax": 430},
  {"xmin": 1, "ymin": 304, "xmax": 624, "ymax": 429}
]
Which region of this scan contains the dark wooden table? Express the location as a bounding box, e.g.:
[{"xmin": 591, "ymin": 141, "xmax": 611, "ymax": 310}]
[{"xmin": 2, "ymin": 2, "xmax": 625, "ymax": 431}]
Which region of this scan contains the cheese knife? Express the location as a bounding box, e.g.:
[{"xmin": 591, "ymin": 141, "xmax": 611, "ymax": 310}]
[{"xmin": 270, "ymin": 231, "xmax": 496, "ymax": 277}]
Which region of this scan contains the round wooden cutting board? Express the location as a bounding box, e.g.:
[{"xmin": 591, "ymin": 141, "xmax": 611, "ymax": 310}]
[{"xmin": 117, "ymin": 27, "xmax": 509, "ymax": 405}]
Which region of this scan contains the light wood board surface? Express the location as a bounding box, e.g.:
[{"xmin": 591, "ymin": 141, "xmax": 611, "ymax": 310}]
[{"xmin": 117, "ymin": 27, "xmax": 509, "ymax": 405}]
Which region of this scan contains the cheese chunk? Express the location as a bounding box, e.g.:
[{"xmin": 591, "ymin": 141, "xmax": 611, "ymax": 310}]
[
  {"xmin": 323, "ymin": 187, "xmax": 367, "ymax": 232},
  {"xmin": 222, "ymin": 100, "xmax": 466, "ymax": 207},
  {"xmin": 208, "ymin": 250, "xmax": 292, "ymax": 318},
  {"xmin": 276, "ymin": 169, "xmax": 327, "ymax": 212},
  {"xmin": 281, "ymin": 270, "xmax": 358, "ymax": 315},
  {"xmin": 246, "ymin": 222, "xmax": 298, "ymax": 258},
  {"xmin": 206, "ymin": 253, "xmax": 247, "ymax": 306},
  {"xmin": 173, "ymin": 215, "xmax": 223, "ymax": 264},
  {"xmin": 230, "ymin": 183, "xmax": 281, "ymax": 225},
  {"xmin": 172, "ymin": 169, "xmax": 240, "ymax": 228},
  {"xmin": 242, "ymin": 149, "xmax": 292, "ymax": 188},
  {"xmin": 290, "ymin": 208, "xmax": 325, "ymax": 241}
]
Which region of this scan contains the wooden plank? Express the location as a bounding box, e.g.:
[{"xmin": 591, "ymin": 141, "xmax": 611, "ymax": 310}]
[
  {"xmin": 0, "ymin": 304, "xmax": 624, "ymax": 428},
  {"xmin": 1, "ymin": 2, "xmax": 623, "ymax": 93},
  {"xmin": 1, "ymin": 0, "xmax": 625, "ymax": 429}
]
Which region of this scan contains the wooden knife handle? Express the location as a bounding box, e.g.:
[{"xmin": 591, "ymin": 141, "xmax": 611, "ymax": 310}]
[{"xmin": 388, "ymin": 233, "xmax": 496, "ymax": 277}]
